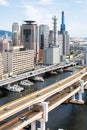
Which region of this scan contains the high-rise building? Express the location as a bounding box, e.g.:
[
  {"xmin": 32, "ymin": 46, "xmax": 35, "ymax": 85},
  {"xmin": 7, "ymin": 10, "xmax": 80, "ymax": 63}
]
[
  {"xmin": 43, "ymin": 16, "xmax": 60, "ymax": 65},
  {"xmin": 84, "ymin": 47, "xmax": 87, "ymax": 64},
  {"xmin": 48, "ymin": 30, "xmax": 54, "ymax": 45},
  {"xmin": 58, "ymin": 11, "xmax": 70, "ymax": 60},
  {"xmin": 2, "ymin": 46, "xmax": 34, "ymax": 75},
  {"xmin": 12, "ymin": 23, "xmax": 20, "ymax": 46},
  {"xmin": 58, "ymin": 31, "xmax": 69, "ymax": 56},
  {"xmin": 0, "ymin": 35, "xmax": 12, "ymax": 52},
  {"xmin": 0, "ymin": 53, "xmax": 4, "ymax": 76},
  {"xmin": 39, "ymin": 25, "xmax": 49, "ymax": 49},
  {"xmin": 20, "ymin": 21, "xmax": 39, "ymax": 62},
  {"xmin": 61, "ymin": 11, "xmax": 65, "ymax": 32}
]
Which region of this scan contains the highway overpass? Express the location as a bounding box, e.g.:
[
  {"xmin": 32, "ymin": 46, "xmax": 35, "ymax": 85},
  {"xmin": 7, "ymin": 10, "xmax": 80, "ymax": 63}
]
[
  {"xmin": 0, "ymin": 62, "xmax": 76, "ymax": 87},
  {"xmin": 0, "ymin": 86, "xmax": 81, "ymax": 130},
  {"xmin": 0, "ymin": 67, "xmax": 87, "ymax": 130}
]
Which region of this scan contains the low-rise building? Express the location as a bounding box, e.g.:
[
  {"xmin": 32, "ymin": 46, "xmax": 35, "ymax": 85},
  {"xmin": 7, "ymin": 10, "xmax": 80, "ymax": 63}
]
[{"xmin": 43, "ymin": 47, "xmax": 60, "ymax": 65}]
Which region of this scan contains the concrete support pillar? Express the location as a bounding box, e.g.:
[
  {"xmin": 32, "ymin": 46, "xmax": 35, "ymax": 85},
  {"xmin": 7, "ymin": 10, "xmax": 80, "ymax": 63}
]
[
  {"xmin": 40, "ymin": 120, "xmax": 45, "ymax": 130},
  {"xmin": 78, "ymin": 91, "xmax": 82, "ymax": 101},
  {"xmin": 8, "ymin": 84, "xmax": 10, "ymax": 87},
  {"xmin": 72, "ymin": 94, "xmax": 76, "ymax": 100},
  {"xmin": 37, "ymin": 102, "xmax": 48, "ymax": 130},
  {"xmin": 80, "ymin": 80, "xmax": 84, "ymax": 93},
  {"xmin": 31, "ymin": 121, "xmax": 36, "ymax": 130},
  {"xmin": 78, "ymin": 80, "xmax": 84, "ymax": 101}
]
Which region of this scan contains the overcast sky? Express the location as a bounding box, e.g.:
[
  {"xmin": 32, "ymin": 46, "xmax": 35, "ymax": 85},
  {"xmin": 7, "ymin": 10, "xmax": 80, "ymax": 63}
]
[{"xmin": 0, "ymin": 0, "xmax": 87, "ymax": 37}]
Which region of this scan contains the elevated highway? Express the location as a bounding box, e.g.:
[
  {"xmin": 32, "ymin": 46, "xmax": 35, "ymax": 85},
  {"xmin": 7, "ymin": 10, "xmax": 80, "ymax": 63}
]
[
  {"xmin": 0, "ymin": 62, "xmax": 76, "ymax": 87},
  {"xmin": 0, "ymin": 67, "xmax": 86, "ymax": 122},
  {"xmin": 0, "ymin": 86, "xmax": 82, "ymax": 130}
]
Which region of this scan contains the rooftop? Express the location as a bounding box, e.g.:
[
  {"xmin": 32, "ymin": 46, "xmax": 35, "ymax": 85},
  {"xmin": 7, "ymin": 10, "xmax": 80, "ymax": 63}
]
[{"xmin": 24, "ymin": 20, "xmax": 36, "ymax": 24}]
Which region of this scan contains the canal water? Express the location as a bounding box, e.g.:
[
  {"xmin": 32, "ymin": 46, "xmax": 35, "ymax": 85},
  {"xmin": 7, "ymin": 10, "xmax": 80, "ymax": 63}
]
[{"xmin": 0, "ymin": 71, "xmax": 87, "ymax": 130}]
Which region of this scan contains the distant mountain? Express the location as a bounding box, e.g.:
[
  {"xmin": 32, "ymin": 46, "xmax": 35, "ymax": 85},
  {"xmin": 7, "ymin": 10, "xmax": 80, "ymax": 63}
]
[{"xmin": 0, "ymin": 30, "xmax": 12, "ymax": 37}]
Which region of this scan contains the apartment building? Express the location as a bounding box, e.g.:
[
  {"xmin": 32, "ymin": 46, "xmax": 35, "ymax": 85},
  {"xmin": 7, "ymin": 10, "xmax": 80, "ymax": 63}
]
[
  {"xmin": 3, "ymin": 47, "xmax": 34, "ymax": 75},
  {"xmin": 0, "ymin": 53, "xmax": 4, "ymax": 76}
]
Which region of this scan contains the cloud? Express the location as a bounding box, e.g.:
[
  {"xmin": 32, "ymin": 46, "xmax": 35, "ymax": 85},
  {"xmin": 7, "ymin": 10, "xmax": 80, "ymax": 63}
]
[
  {"xmin": 39, "ymin": 0, "xmax": 53, "ymax": 5},
  {"xmin": 14, "ymin": 1, "xmax": 58, "ymax": 29},
  {"xmin": 75, "ymin": 0, "xmax": 86, "ymax": 4},
  {"xmin": 22, "ymin": 4, "xmax": 53, "ymax": 27},
  {"xmin": 0, "ymin": 0, "xmax": 9, "ymax": 6},
  {"xmin": 67, "ymin": 21, "xmax": 87, "ymax": 37}
]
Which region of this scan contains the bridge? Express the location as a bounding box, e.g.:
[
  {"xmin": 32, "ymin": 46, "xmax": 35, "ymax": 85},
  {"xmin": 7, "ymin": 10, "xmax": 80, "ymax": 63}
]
[
  {"xmin": 0, "ymin": 67, "xmax": 86, "ymax": 130},
  {"xmin": 0, "ymin": 62, "xmax": 76, "ymax": 87}
]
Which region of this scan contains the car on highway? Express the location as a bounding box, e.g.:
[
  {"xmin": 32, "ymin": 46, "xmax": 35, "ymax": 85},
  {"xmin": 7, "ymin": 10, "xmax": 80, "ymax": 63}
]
[
  {"xmin": 19, "ymin": 116, "xmax": 27, "ymax": 122},
  {"xmin": 12, "ymin": 75, "xmax": 17, "ymax": 78},
  {"xmin": 24, "ymin": 124, "xmax": 31, "ymax": 130},
  {"xmin": 4, "ymin": 106, "xmax": 10, "ymax": 110},
  {"xmin": 80, "ymin": 71, "xmax": 84, "ymax": 74},
  {"xmin": 36, "ymin": 94, "xmax": 41, "ymax": 97},
  {"xmin": 30, "ymin": 72, "xmax": 32, "ymax": 75}
]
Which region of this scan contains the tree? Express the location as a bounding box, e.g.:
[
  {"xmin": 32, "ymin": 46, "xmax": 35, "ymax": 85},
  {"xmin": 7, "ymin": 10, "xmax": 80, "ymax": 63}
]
[{"xmin": 70, "ymin": 51, "xmax": 74, "ymax": 55}]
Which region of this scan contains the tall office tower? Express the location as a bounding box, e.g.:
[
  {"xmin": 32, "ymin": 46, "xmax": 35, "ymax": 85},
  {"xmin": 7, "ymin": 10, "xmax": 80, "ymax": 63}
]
[
  {"xmin": 61, "ymin": 11, "xmax": 65, "ymax": 32},
  {"xmin": 20, "ymin": 21, "xmax": 39, "ymax": 63},
  {"xmin": 12, "ymin": 23, "xmax": 20, "ymax": 46},
  {"xmin": 58, "ymin": 11, "xmax": 69, "ymax": 61},
  {"xmin": 39, "ymin": 25, "xmax": 49, "ymax": 49}
]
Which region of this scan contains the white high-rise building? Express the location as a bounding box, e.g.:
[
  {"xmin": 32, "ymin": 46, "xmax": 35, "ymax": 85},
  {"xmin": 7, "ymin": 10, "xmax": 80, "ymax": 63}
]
[
  {"xmin": 2, "ymin": 46, "xmax": 34, "ymax": 75},
  {"xmin": 0, "ymin": 53, "xmax": 4, "ymax": 77},
  {"xmin": 12, "ymin": 23, "xmax": 20, "ymax": 46},
  {"xmin": 12, "ymin": 23, "xmax": 19, "ymax": 32},
  {"xmin": 39, "ymin": 25, "xmax": 49, "ymax": 49},
  {"xmin": 0, "ymin": 34, "xmax": 12, "ymax": 52}
]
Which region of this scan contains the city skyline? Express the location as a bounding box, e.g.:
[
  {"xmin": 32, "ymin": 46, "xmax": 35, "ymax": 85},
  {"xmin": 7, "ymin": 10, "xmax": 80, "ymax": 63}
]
[{"xmin": 0, "ymin": 0, "xmax": 87, "ymax": 37}]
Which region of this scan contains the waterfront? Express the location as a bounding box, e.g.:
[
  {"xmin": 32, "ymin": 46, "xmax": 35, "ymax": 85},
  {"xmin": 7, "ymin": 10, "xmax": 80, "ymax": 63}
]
[
  {"xmin": 47, "ymin": 93, "xmax": 87, "ymax": 130},
  {"xmin": 0, "ymin": 71, "xmax": 87, "ymax": 130},
  {"xmin": 0, "ymin": 72, "xmax": 71, "ymax": 105}
]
